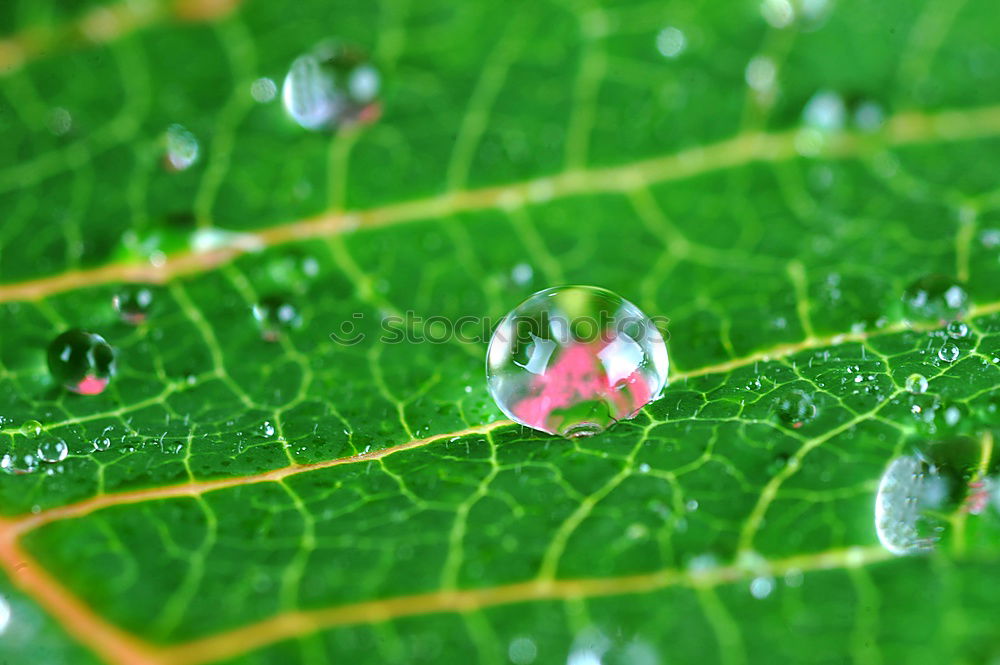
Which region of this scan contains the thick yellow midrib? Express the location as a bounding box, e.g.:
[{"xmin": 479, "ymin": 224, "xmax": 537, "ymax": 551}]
[{"xmin": 3, "ymin": 102, "xmax": 1000, "ymax": 304}]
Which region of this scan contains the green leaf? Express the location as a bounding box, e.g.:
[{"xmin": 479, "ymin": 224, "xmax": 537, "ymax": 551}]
[{"xmin": 2, "ymin": 0, "xmax": 1000, "ymax": 664}]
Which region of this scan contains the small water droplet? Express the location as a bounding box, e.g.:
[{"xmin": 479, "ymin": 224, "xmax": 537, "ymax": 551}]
[
  {"xmin": 486, "ymin": 286, "xmax": 669, "ymax": 438},
  {"xmin": 937, "ymin": 343, "xmax": 960, "ymax": 363},
  {"xmin": 511, "ymin": 262, "xmax": 533, "ymax": 286},
  {"xmin": 47, "ymin": 330, "xmax": 115, "ymax": 394},
  {"xmin": 745, "ymin": 56, "xmax": 777, "ymax": 94},
  {"xmin": 946, "ymin": 321, "xmax": 968, "ymax": 339},
  {"xmin": 164, "ymin": 123, "xmax": 199, "ymax": 171},
  {"xmin": 250, "ymin": 77, "xmax": 277, "ymax": 103},
  {"xmin": 0, "ymin": 593, "xmax": 9, "ymax": 634},
  {"xmin": 112, "ymin": 285, "xmax": 154, "ymax": 324},
  {"xmin": 22, "ymin": 420, "xmax": 43, "ymax": 437},
  {"xmin": 760, "ymin": 0, "xmax": 794, "ymax": 28},
  {"xmin": 802, "ymin": 90, "xmax": 846, "ymax": 131},
  {"xmin": 48, "ymin": 107, "xmax": 72, "ymax": 136},
  {"xmin": 655, "ymin": 27, "xmax": 686, "ymax": 58},
  {"xmin": 902, "ymin": 274, "xmax": 969, "ymax": 322},
  {"xmin": 853, "ymin": 100, "xmax": 884, "ymax": 131},
  {"xmin": 905, "ymin": 373, "xmax": 929, "ymax": 394},
  {"xmin": 253, "ymin": 295, "xmax": 302, "ymax": 341},
  {"xmin": 282, "ymin": 42, "xmax": 381, "ymax": 131},
  {"xmin": 37, "ymin": 437, "xmax": 68, "ymax": 463},
  {"xmin": 258, "ymin": 421, "xmax": 275, "ymax": 438}
]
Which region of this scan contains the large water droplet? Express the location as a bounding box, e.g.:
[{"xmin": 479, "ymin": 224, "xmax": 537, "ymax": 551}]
[
  {"xmin": 253, "ymin": 295, "xmax": 302, "ymax": 341},
  {"xmin": 47, "ymin": 330, "xmax": 115, "ymax": 395},
  {"xmin": 946, "ymin": 320, "xmax": 969, "ymax": 339},
  {"xmin": 112, "ymin": 285, "xmax": 154, "ymax": 324},
  {"xmin": 486, "ymin": 286, "xmax": 669, "ymax": 437},
  {"xmin": 905, "ymin": 373, "xmax": 928, "ymax": 394},
  {"xmin": 282, "ymin": 42, "xmax": 381, "ymax": 131},
  {"xmin": 37, "ymin": 437, "xmax": 68, "ymax": 463},
  {"xmin": 164, "ymin": 124, "xmax": 199, "ymax": 171},
  {"xmin": 901, "ymin": 274, "xmax": 969, "ymax": 322}
]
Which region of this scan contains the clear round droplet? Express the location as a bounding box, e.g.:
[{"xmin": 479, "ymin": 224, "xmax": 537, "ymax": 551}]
[
  {"xmin": 905, "ymin": 373, "xmax": 929, "ymax": 394},
  {"xmin": 47, "ymin": 330, "xmax": 115, "ymax": 395},
  {"xmin": 485, "ymin": 286, "xmax": 669, "ymax": 438},
  {"xmin": 946, "ymin": 320, "xmax": 969, "ymax": 339},
  {"xmin": 773, "ymin": 388, "xmax": 817, "ymax": 427},
  {"xmin": 37, "ymin": 437, "xmax": 68, "ymax": 463},
  {"xmin": 937, "ymin": 343, "xmax": 960, "ymax": 363},
  {"xmin": 164, "ymin": 123, "xmax": 199, "ymax": 171},
  {"xmin": 282, "ymin": 42, "xmax": 381, "ymax": 131},
  {"xmin": 22, "ymin": 419, "xmax": 43, "ymax": 437},
  {"xmin": 901, "ymin": 274, "xmax": 969, "ymax": 322},
  {"xmin": 253, "ymin": 295, "xmax": 302, "ymax": 342},
  {"xmin": 258, "ymin": 421, "xmax": 275, "ymax": 438},
  {"xmin": 112, "ymin": 285, "xmax": 154, "ymax": 324}
]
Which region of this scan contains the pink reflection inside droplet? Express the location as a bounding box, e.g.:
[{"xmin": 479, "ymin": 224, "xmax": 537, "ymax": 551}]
[
  {"xmin": 72, "ymin": 375, "xmax": 109, "ymax": 395},
  {"xmin": 513, "ymin": 339, "xmax": 651, "ymax": 432}
]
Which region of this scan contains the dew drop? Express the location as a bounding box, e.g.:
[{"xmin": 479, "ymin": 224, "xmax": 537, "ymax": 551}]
[
  {"xmin": 937, "ymin": 343, "xmax": 960, "ymax": 363},
  {"xmin": 250, "ymin": 77, "xmax": 277, "ymax": 103},
  {"xmin": 946, "ymin": 320, "xmax": 968, "ymax": 339},
  {"xmin": 902, "ymin": 274, "xmax": 969, "ymax": 322},
  {"xmin": 112, "ymin": 285, "xmax": 154, "ymax": 324},
  {"xmin": 853, "ymin": 100, "xmax": 884, "ymax": 132},
  {"xmin": 760, "ymin": 0, "xmax": 794, "ymax": 28},
  {"xmin": 37, "ymin": 437, "xmax": 68, "ymax": 463},
  {"xmin": 905, "ymin": 373, "xmax": 928, "ymax": 394},
  {"xmin": 47, "ymin": 330, "xmax": 115, "ymax": 394},
  {"xmin": 655, "ymin": 27, "xmax": 686, "ymax": 58},
  {"xmin": 48, "ymin": 107, "xmax": 72, "ymax": 136},
  {"xmin": 802, "ymin": 90, "xmax": 846, "ymax": 131},
  {"xmin": 164, "ymin": 123, "xmax": 199, "ymax": 171},
  {"xmin": 282, "ymin": 42, "xmax": 381, "ymax": 131},
  {"xmin": 258, "ymin": 421, "xmax": 275, "ymax": 438},
  {"xmin": 486, "ymin": 286, "xmax": 669, "ymax": 438},
  {"xmin": 773, "ymin": 389, "xmax": 817, "ymax": 427},
  {"xmin": 253, "ymin": 295, "xmax": 302, "ymax": 341}
]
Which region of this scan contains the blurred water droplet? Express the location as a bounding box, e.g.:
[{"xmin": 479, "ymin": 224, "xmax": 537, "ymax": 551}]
[
  {"xmin": 905, "ymin": 373, "xmax": 928, "ymax": 394},
  {"xmin": 250, "ymin": 77, "xmax": 277, "ymax": 103},
  {"xmin": 113, "ymin": 285, "xmax": 154, "ymax": 324},
  {"xmin": 508, "ymin": 636, "xmax": 538, "ymax": 664},
  {"xmin": 0, "ymin": 593, "xmax": 9, "ymax": 634},
  {"xmin": 253, "ymin": 295, "xmax": 302, "ymax": 341},
  {"xmin": 47, "ymin": 330, "xmax": 115, "ymax": 395},
  {"xmin": 853, "ymin": 100, "xmax": 884, "ymax": 131},
  {"xmin": 875, "ymin": 455, "xmax": 937, "ymax": 555},
  {"xmin": 282, "ymin": 42, "xmax": 381, "ymax": 131},
  {"xmin": 486, "ymin": 286, "xmax": 669, "ymax": 438},
  {"xmin": 655, "ymin": 27, "xmax": 686, "ymax": 58},
  {"xmin": 902, "ymin": 274, "xmax": 969, "ymax": 322},
  {"xmin": 760, "ymin": 0, "xmax": 794, "ymax": 27},
  {"xmin": 946, "ymin": 321, "xmax": 969, "ymax": 339},
  {"xmin": 745, "ymin": 56, "xmax": 777, "ymax": 94},
  {"xmin": 164, "ymin": 124, "xmax": 199, "ymax": 171},
  {"xmin": 511, "ymin": 262, "xmax": 533, "ymax": 286},
  {"xmin": 937, "ymin": 343, "xmax": 960, "ymax": 363},
  {"xmin": 749, "ymin": 575, "xmax": 774, "ymax": 599},
  {"xmin": 37, "ymin": 437, "xmax": 68, "ymax": 463},
  {"xmin": 802, "ymin": 90, "xmax": 846, "ymax": 131},
  {"xmin": 774, "ymin": 389, "xmax": 817, "ymax": 427},
  {"xmin": 48, "ymin": 107, "xmax": 72, "ymax": 136}
]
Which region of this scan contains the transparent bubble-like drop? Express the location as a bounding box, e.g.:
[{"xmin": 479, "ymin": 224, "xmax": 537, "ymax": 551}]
[
  {"xmin": 655, "ymin": 27, "xmax": 686, "ymax": 58},
  {"xmin": 905, "ymin": 373, "xmax": 929, "ymax": 394},
  {"xmin": 937, "ymin": 343, "xmax": 960, "ymax": 363},
  {"xmin": 902, "ymin": 274, "xmax": 969, "ymax": 322},
  {"xmin": 508, "ymin": 636, "xmax": 538, "ymax": 665},
  {"xmin": 250, "ymin": 77, "xmax": 277, "ymax": 103},
  {"xmin": 164, "ymin": 124, "xmax": 199, "ymax": 171},
  {"xmin": 946, "ymin": 320, "xmax": 969, "ymax": 339},
  {"xmin": 773, "ymin": 388, "xmax": 817, "ymax": 428},
  {"xmin": 485, "ymin": 286, "xmax": 669, "ymax": 437},
  {"xmin": 22, "ymin": 419, "xmax": 43, "ymax": 437},
  {"xmin": 37, "ymin": 437, "xmax": 68, "ymax": 463},
  {"xmin": 112, "ymin": 285, "xmax": 154, "ymax": 324},
  {"xmin": 47, "ymin": 330, "xmax": 115, "ymax": 395},
  {"xmin": 282, "ymin": 42, "xmax": 381, "ymax": 131},
  {"xmin": 258, "ymin": 421, "xmax": 275, "ymax": 438},
  {"xmin": 253, "ymin": 295, "xmax": 302, "ymax": 341}
]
